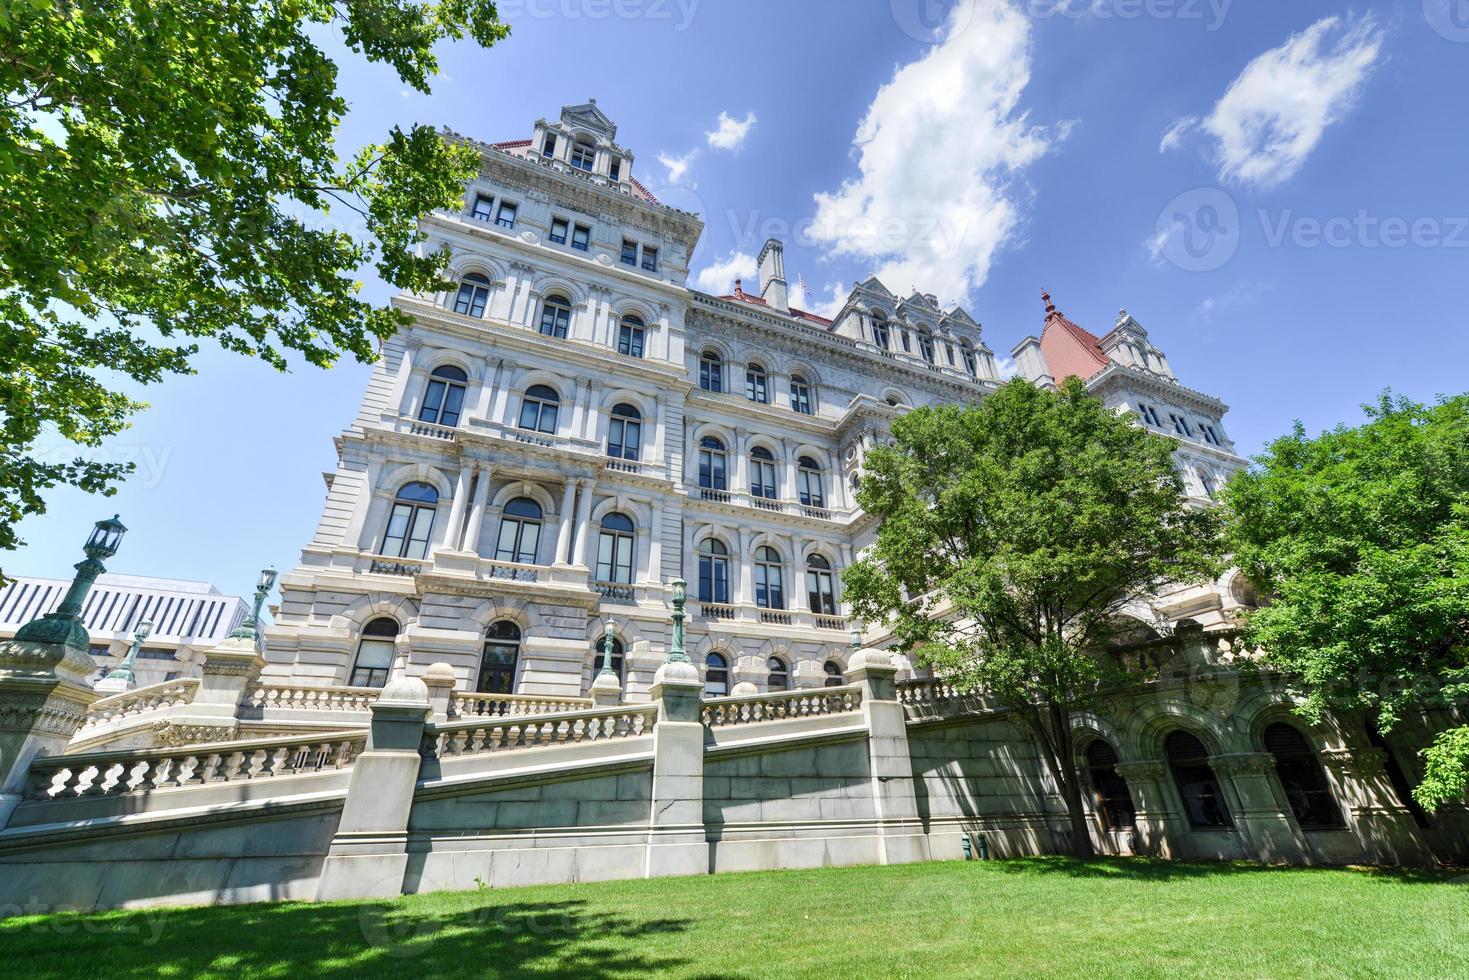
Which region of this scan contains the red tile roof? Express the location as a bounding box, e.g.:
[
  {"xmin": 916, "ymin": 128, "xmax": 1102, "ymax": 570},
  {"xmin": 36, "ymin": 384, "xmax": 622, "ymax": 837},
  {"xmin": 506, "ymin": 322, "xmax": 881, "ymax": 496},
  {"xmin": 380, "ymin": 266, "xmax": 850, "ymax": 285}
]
[
  {"xmin": 1036, "ymin": 290, "xmax": 1110, "ymax": 381},
  {"xmin": 491, "ymin": 139, "xmax": 532, "ymax": 149},
  {"xmin": 719, "ymin": 279, "xmax": 833, "ymax": 326}
]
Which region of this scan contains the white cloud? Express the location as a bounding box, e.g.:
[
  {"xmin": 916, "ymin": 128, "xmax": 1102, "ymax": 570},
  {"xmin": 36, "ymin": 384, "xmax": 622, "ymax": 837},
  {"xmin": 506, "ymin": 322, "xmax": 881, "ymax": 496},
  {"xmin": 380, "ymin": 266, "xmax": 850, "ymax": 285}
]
[
  {"xmin": 807, "ymin": 0, "xmax": 1053, "ymax": 300},
  {"xmin": 1158, "ymin": 116, "xmax": 1196, "ymax": 154},
  {"xmin": 706, "ymin": 111, "xmax": 757, "ymax": 151},
  {"xmin": 693, "ymin": 251, "xmax": 756, "ymax": 295},
  {"xmin": 994, "ymin": 356, "xmax": 1018, "ymax": 380},
  {"xmin": 790, "ymin": 279, "xmax": 850, "ymax": 319},
  {"xmin": 1175, "ymin": 14, "xmax": 1383, "ymax": 186},
  {"xmin": 1196, "ymin": 279, "xmax": 1275, "ymax": 318},
  {"xmin": 657, "ymin": 151, "xmax": 696, "ymax": 184}
]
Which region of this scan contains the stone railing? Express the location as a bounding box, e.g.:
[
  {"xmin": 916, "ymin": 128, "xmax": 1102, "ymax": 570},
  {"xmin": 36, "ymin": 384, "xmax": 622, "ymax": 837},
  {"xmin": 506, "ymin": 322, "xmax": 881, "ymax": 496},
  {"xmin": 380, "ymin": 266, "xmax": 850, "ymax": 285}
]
[
  {"xmin": 28, "ymin": 730, "xmax": 366, "ymax": 801},
  {"xmin": 813, "ymin": 615, "xmax": 848, "ymax": 631},
  {"xmin": 700, "ymin": 684, "xmax": 864, "ymax": 729},
  {"xmin": 448, "ymin": 691, "xmax": 594, "ymax": 719},
  {"xmin": 241, "ymin": 683, "xmax": 380, "ymax": 714},
  {"xmin": 422, "ymin": 704, "xmax": 658, "ymax": 760},
  {"xmin": 759, "ymin": 610, "xmax": 793, "ymax": 625},
  {"xmin": 409, "ymin": 418, "xmax": 458, "ymax": 441},
  {"xmin": 78, "ymin": 678, "xmax": 200, "ymax": 733},
  {"xmin": 699, "ymin": 602, "xmax": 736, "ymax": 621},
  {"xmin": 591, "ymin": 580, "xmax": 636, "ymax": 604},
  {"xmin": 895, "ymin": 678, "xmax": 990, "ymax": 720},
  {"xmin": 485, "ymin": 560, "xmax": 540, "ymax": 583},
  {"xmin": 369, "ymin": 557, "xmax": 428, "ymax": 577}
]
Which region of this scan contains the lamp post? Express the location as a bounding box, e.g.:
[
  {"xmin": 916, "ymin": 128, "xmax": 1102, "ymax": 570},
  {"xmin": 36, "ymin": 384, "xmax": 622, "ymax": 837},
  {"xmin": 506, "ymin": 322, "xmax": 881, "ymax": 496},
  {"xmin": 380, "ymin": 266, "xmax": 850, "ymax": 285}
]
[
  {"xmin": 229, "ymin": 565, "xmax": 277, "ymax": 642},
  {"xmin": 97, "ymin": 618, "xmax": 153, "ymax": 691},
  {"xmin": 850, "ymin": 625, "xmax": 863, "ymax": 654},
  {"xmin": 667, "ymin": 578, "xmax": 690, "ymax": 664},
  {"xmin": 598, "ymin": 619, "xmax": 617, "ymax": 677},
  {"xmin": 13, "ymin": 515, "xmax": 126, "ymax": 648}
]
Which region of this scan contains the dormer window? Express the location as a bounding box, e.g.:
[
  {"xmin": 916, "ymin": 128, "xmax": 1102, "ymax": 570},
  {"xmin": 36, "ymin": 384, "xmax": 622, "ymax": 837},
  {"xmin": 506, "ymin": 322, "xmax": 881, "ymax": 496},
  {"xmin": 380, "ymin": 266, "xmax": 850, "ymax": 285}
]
[
  {"xmin": 917, "ymin": 330, "xmax": 935, "ymax": 364},
  {"xmin": 571, "ymin": 140, "xmax": 596, "ymax": 172},
  {"xmin": 871, "ymin": 314, "xmax": 890, "ymax": 350},
  {"xmin": 543, "ymin": 132, "xmax": 558, "ymax": 157},
  {"xmin": 608, "ymin": 158, "xmax": 621, "ymax": 181},
  {"xmin": 961, "ymin": 342, "xmax": 978, "ymax": 376}
]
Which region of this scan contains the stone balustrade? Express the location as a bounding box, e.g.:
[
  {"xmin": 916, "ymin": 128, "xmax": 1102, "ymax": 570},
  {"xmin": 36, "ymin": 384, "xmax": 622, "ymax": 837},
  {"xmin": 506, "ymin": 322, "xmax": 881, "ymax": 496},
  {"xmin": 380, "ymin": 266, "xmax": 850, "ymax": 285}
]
[
  {"xmin": 78, "ymin": 678, "xmax": 200, "ymax": 733},
  {"xmin": 895, "ymin": 678, "xmax": 990, "ymax": 719},
  {"xmin": 242, "ymin": 683, "xmax": 380, "ymax": 714},
  {"xmin": 421, "ymin": 704, "xmax": 658, "ymax": 759},
  {"xmin": 448, "ymin": 691, "xmax": 594, "ymax": 718},
  {"xmin": 27, "ymin": 730, "xmax": 367, "ymax": 801},
  {"xmin": 700, "ymin": 684, "xmax": 864, "ymax": 729}
]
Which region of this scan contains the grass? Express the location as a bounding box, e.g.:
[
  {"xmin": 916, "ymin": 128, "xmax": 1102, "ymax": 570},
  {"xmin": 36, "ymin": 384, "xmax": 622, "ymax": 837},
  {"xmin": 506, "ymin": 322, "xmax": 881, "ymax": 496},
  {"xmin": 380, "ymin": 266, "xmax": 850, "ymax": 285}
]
[{"xmin": 3, "ymin": 858, "xmax": 1468, "ymax": 978}]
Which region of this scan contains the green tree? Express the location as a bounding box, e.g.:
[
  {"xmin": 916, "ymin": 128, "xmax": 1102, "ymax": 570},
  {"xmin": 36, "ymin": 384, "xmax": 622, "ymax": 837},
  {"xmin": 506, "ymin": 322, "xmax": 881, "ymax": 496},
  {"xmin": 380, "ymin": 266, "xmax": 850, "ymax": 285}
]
[
  {"xmin": 1222, "ymin": 393, "xmax": 1469, "ymax": 809},
  {"xmin": 844, "ymin": 378, "xmax": 1224, "ymax": 857},
  {"xmin": 0, "ymin": 0, "xmax": 509, "ymax": 558}
]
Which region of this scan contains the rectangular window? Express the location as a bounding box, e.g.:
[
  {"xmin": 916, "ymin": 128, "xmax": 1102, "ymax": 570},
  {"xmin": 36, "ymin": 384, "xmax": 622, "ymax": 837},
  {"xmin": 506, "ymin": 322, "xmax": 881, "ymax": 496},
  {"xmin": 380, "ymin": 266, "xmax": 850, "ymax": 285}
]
[
  {"xmin": 900, "ymin": 329, "xmax": 911, "ymax": 353},
  {"xmin": 1202, "ymin": 424, "xmax": 1221, "ymax": 445},
  {"xmin": 549, "ymin": 217, "xmax": 569, "ymax": 245},
  {"xmin": 640, "ymin": 245, "xmax": 658, "ymax": 272},
  {"xmin": 608, "ymin": 159, "xmax": 621, "ymax": 181},
  {"xmin": 542, "ymin": 133, "xmax": 558, "ymax": 157},
  {"xmin": 1138, "ymin": 403, "xmax": 1162, "ymax": 427},
  {"xmin": 470, "ymin": 194, "xmax": 494, "ymax": 221},
  {"xmin": 1170, "ymin": 414, "xmax": 1193, "ymax": 437},
  {"xmin": 618, "ymin": 323, "xmax": 645, "ymax": 358},
  {"xmin": 495, "ymin": 201, "xmax": 518, "ymax": 229},
  {"xmin": 620, "ymin": 239, "xmax": 638, "ymax": 266},
  {"xmin": 571, "ymin": 224, "xmax": 591, "ymax": 251}
]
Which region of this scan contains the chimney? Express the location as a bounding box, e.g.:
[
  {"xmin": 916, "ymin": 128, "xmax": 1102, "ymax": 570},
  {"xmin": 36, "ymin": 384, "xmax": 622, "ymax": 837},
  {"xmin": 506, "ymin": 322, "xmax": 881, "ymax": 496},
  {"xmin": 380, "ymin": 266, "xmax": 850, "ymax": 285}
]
[{"xmin": 757, "ymin": 238, "xmax": 789, "ymax": 313}]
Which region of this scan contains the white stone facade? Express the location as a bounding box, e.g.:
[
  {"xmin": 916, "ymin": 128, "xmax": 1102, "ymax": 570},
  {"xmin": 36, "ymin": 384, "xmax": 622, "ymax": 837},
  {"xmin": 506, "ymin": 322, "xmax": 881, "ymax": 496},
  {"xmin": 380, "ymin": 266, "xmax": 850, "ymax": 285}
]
[{"xmin": 262, "ymin": 102, "xmax": 1250, "ymax": 704}]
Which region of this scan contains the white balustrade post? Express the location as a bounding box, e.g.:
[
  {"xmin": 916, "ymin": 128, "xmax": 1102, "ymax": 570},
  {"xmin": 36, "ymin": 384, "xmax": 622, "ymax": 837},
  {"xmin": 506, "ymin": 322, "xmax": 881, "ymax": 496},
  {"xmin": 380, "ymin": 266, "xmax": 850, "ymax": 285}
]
[
  {"xmin": 848, "ymin": 649, "xmax": 928, "ymax": 865},
  {"xmin": 645, "ymin": 659, "xmax": 706, "ymax": 878}
]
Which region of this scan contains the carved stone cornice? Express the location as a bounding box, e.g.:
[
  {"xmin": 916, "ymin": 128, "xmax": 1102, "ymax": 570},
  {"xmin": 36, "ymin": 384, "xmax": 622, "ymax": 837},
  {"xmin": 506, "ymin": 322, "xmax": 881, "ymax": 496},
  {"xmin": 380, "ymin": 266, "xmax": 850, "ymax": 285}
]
[
  {"xmin": 1114, "ymin": 760, "xmax": 1169, "ymax": 783},
  {"xmin": 1209, "ymin": 752, "xmax": 1276, "ymax": 777},
  {"xmin": 151, "ymin": 722, "xmax": 240, "ymax": 748}
]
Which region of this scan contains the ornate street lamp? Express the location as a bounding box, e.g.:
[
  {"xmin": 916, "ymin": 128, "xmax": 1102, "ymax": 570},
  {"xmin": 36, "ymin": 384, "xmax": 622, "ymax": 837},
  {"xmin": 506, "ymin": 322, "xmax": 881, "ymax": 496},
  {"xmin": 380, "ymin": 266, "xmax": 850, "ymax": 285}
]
[
  {"xmin": 99, "ymin": 618, "xmax": 153, "ymax": 690},
  {"xmin": 14, "ymin": 515, "xmax": 126, "ymax": 647},
  {"xmin": 667, "ymin": 578, "xmax": 690, "ymax": 663},
  {"xmin": 229, "ymin": 565, "xmax": 277, "ymax": 641},
  {"xmin": 598, "ymin": 619, "xmax": 617, "ymax": 677},
  {"xmin": 850, "ymin": 625, "xmax": 863, "ymax": 653}
]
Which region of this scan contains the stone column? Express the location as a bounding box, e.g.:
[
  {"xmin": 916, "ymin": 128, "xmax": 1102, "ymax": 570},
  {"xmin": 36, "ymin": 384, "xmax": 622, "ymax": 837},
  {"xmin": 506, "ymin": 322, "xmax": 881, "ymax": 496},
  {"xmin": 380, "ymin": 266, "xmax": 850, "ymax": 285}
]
[
  {"xmin": 645, "ymin": 659, "xmax": 706, "ymax": 878},
  {"xmin": 1211, "ymin": 751, "xmax": 1308, "ymax": 863},
  {"xmin": 1319, "ymin": 747, "xmax": 1434, "ymax": 868},
  {"xmin": 386, "ymin": 336, "xmax": 421, "ymax": 415},
  {"xmin": 1113, "ymin": 760, "xmax": 1178, "ymax": 858},
  {"xmin": 782, "ymin": 440, "xmax": 799, "ymax": 503},
  {"xmin": 317, "ymin": 676, "xmax": 431, "ymax": 901},
  {"xmin": 461, "ymin": 464, "xmax": 493, "ymax": 556},
  {"xmin": 571, "ymin": 478, "xmax": 596, "ymax": 568},
  {"xmin": 440, "ymin": 464, "xmax": 474, "ymax": 554},
  {"xmin": 648, "ymin": 500, "xmax": 666, "ymax": 582},
  {"xmin": 554, "ymin": 476, "xmax": 579, "ymax": 566},
  {"xmin": 848, "ymin": 650, "xmax": 928, "ymax": 865}
]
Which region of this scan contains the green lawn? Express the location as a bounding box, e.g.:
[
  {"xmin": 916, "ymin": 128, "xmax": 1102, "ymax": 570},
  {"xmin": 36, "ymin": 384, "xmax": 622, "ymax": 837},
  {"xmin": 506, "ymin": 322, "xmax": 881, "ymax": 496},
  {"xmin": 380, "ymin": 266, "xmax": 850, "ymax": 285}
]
[{"xmin": 3, "ymin": 858, "xmax": 1467, "ymax": 978}]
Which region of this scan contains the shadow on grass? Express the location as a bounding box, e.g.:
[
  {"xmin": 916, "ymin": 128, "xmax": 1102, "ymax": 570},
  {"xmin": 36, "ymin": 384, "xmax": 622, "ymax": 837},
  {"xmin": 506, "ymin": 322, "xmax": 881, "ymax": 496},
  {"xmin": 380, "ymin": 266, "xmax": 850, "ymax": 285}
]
[
  {"xmin": 1, "ymin": 896, "xmax": 704, "ymax": 980},
  {"xmin": 988, "ymin": 854, "xmax": 1463, "ymax": 885}
]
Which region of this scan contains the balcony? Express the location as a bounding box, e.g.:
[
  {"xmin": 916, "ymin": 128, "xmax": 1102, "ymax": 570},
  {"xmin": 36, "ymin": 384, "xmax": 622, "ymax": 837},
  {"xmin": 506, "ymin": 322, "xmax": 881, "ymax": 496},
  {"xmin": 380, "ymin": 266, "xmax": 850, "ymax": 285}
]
[
  {"xmin": 591, "ymin": 580, "xmax": 637, "ymax": 604},
  {"xmin": 691, "ymin": 602, "xmax": 850, "ymax": 633},
  {"xmin": 692, "ymin": 486, "xmax": 847, "ymax": 524}
]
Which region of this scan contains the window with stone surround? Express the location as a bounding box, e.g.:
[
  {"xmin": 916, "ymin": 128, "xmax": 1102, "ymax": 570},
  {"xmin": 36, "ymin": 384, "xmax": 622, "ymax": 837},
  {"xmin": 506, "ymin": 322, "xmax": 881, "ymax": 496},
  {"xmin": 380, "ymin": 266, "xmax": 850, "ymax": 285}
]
[{"xmin": 350, "ymin": 617, "xmax": 399, "ymax": 688}]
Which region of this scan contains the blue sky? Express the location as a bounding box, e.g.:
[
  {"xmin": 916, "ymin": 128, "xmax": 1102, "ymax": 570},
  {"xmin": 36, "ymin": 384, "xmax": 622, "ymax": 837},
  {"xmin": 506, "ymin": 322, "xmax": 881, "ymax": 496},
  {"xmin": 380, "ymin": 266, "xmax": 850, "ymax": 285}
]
[{"xmin": 11, "ymin": 0, "xmax": 1469, "ymax": 596}]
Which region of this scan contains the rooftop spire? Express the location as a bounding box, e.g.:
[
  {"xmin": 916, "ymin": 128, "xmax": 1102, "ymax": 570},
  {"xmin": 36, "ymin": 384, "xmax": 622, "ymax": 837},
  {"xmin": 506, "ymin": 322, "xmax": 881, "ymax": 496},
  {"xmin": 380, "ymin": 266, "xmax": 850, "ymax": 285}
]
[{"xmin": 1041, "ymin": 288, "xmax": 1060, "ymax": 320}]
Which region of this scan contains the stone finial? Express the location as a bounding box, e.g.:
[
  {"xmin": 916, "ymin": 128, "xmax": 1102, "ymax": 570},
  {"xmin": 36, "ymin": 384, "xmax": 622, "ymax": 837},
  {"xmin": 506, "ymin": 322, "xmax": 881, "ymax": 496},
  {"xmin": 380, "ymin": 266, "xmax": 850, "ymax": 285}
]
[{"xmin": 422, "ymin": 662, "xmax": 457, "ymax": 690}]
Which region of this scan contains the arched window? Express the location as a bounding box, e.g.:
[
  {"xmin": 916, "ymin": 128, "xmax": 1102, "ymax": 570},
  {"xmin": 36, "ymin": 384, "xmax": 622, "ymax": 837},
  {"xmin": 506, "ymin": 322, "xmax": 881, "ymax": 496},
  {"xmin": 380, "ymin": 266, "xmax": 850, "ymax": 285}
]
[
  {"xmin": 871, "ymin": 313, "xmax": 890, "ymax": 350},
  {"xmin": 917, "ymin": 330, "xmax": 935, "ymax": 364},
  {"xmin": 539, "ymin": 295, "xmax": 571, "ymax": 339},
  {"xmin": 1165, "ymin": 731, "xmax": 1233, "ymax": 829},
  {"xmin": 699, "ymin": 350, "xmax": 723, "ymax": 393},
  {"xmin": 704, "ymin": 652, "xmax": 729, "ymax": 697},
  {"xmin": 518, "ymin": 384, "xmax": 560, "ymax": 434},
  {"xmin": 823, "ymin": 660, "xmax": 844, "ymax": 688},
  {"xmin": 961, "ymin": 341, "xmax": 978, "ymax": 377},
  {"xmin": 593, "ymin": 634, "xmax": 625, "ymax": 682},
  {"xmin": 381, "ymin": 482, "xmax": 438, "ymax": 560},
  {"xmin": 452, "ymin": 273, "xmax": 490, "ymax": 318},
  {"xmin": 806, "ymin": 554, "xmax": 836, "ymax": 615},
  {"xmin": 495, "ymin": 497, "xmax": 543, "ymax": 565},
  {"xmin": 698, "ymin": 538, "xmax": 730, "ymax": 603},
  {"xmin": 607, "ymin": 403, "xmax": 642, "ymax": 461},
  {"xmin": 797, "ymin": 457, "xmax": 825, "ymax": 508},
  {"xmin": 745, "ymin": 363, "xmax": 768, "ymax": 404},
  {"xmin": 698, "ymin": 436, "xmax": 728, "ymax": 491},
  {"xmin": 350, "ymin": 617, "xmax": 399, "ymax": 688},
  {"xmin": 618, "ymin": 314, "xmax": 645, "ymax": 358},
  {"xmin": 1264, "ymin": 723, "xmax": 1343, "ymax": 829},
  {"xmin": 570, "ymin": 139, "xmax": 596, "ymax": 171},
  {"xmin": 749, "ymin": 446, "xmax": 778, "ymax": 499},
  {"xmin": 789, "ymin": 374, "xmax": 813, "ymax": 415},
  {"xmin": 596, "ymin": 513, "xmax": 636, "ymax": 584},
  {"xmin": 477, "ymin": 621, "xmax": 521, "ymax": 695},
  {"xmin": 754, "ymin": 546, "xmax": 784, "ymax": 609},
  {"xmin": 1085, "ymin": 740, "xmax": 1136, "ymax": 830},
  {"xmin": 767, "ymin": 656, "xmax": 789, "ymax": 691},
  {"xmin": 418, "ymin": 365, "xmax": 468, "ymax": 427}
]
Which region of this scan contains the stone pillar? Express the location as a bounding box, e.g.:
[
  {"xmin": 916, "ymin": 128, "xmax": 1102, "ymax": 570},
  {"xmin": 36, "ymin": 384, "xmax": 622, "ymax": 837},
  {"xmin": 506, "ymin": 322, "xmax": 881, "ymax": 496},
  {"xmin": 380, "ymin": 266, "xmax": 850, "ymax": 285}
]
[
  {"xmin": 0, "ymin": 628, "xmax": 99, "ymax": 828},
  {"xmin": 154, "ymin": 634, "xmax": 265, "ymax": 745},
  {"xmin": 644, "ymin": 659, "xmax": 706, "ymax": 878},
  {"xmin": 1113, "ymin": 761, "xmax": 1178, "ymax": 858},
  {"xmin": 554, "ymin": 476, "xmax": 579, "ymax": 566},
  {"xmin": 461, "ymin": 464, "xmax": 493, "ymax": 556},
  {"xmin": 441, "ymin": 464, "xmax": 474, "ymax": 554},
  {"xmin": 317, "ymin": 676, "xmax": 431, "ymax": 900},
  {"xmin": 1211, "ymin": 751, "xmax": 1308, "ymax": 863},
  {"xmin": 386, "ymin": 335, "xmax": 421, "ymax": 415},
  {"xmin": 792, "ymin": 659, "xmax": 827, "ymax": 690},
  {"xmin": 782, "ymin": 440, "xmax": 799, "ymax": 503},
  {"xmin": 423, "ymin": 662, "xmax": 457, "ymax": 723},
  {"xmin": 571, "ymin": 478, "xmax": 596, "ymax": 568},
  {"xmin": 1320, "ymin": 747, "xmax": 1434, "ymax": 867},
  {"xmin": 736, "ymin": 528, "xmax": 754, "ymax": 604},
  {"xmin": 848, "ymin": 650, "xmax": 929, "ymax": 865}
]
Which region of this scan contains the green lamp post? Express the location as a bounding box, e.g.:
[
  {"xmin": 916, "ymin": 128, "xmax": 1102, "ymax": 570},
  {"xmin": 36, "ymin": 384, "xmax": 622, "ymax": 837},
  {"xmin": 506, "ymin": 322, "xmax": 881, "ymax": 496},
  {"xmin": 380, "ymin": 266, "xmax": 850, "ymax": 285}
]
[
  {"xmin": 667, "ymin": 578, "xmax": 690, "ymax": 664},
  {"xmin": 850, "ymin": 625, "xmax": 862, "ymax": 653},
  {"xmin": 98, "ymin": 617, "xmax": 153, "ymax": 690},
  {"xmin": 598, "ymin": 619, "xmax": 617, "ymax": 677},
  {"xmin": 230, "ymin": 566, "xmax": 277, "ymax": 642},
  {"xmin": 13, "ymin": 515, "xmax": 126, "ymax": 649}
]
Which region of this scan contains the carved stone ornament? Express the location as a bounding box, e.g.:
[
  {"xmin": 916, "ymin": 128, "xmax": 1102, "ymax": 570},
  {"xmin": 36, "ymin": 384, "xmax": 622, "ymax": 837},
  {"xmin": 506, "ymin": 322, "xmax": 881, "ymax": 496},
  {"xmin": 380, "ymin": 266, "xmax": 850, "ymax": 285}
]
[{"xmin": 151, "ymin": 721, "xmax": 239, "ymax": 748}]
